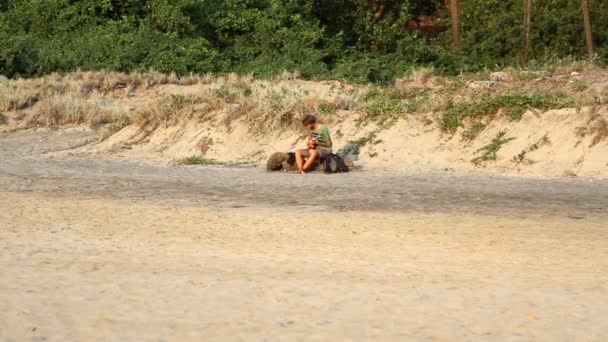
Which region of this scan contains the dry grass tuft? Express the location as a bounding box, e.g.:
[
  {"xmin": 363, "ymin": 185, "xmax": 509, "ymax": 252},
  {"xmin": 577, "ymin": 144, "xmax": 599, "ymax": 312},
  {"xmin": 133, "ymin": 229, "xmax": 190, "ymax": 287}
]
[
  {"xmin": 576, "ymin": 114, "xmax": 608, "ymax": 147},
  {"xmin": 143, "ymin": 71, "xmax": 173, "ymax": 88},
  {"xmin": 0, "ymin": 71, "xmax": 136, "ymax": 133},
  {"xmin": 25, "ymin": 95, "xmax": 119, "ymax": 129},
  {"xmin": 0, "ymin": 81, "xmax": 40, "ymax": 111},
  {"xmin": 410, "ymin": 67, "xmax": 435, "ymax": 84},
  {"xmin": 98, "ymin": 114, "xmax": 132, "ymax": 141},
  {"xmin": 179, "ymin": 73, "xmax": 200, "ymax": 86},
  {"xmin": 219, "ymin": 79, "xmax": 349, "ymax": 133},
  {"xmin": 195, "ymin": 136, "xmax": 214, "ymax": 155},
  {"xmin": 334, "ymin": 93, "xmax": 361, "ymax": 111},
  {"xmin": 132, "ymin": 92, "xmax": 226, "ymax": 141},
  {"xmin": 199, "ymin": 73, "xmax": 217, "ymax": 85},
  {"xmin": 65, "ymin": 70, "xmax": 142, "ymax": 95},
  {"xmin": 271, "ymin": 70, "xmax": 301, "ymax": 82}
]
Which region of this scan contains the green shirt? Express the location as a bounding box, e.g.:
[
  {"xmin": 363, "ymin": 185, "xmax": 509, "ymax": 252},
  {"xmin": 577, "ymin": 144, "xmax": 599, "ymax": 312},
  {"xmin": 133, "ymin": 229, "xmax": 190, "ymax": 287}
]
[{"xmin": 310, "ymin": 124, "xmax": 332, "ymax": 151}]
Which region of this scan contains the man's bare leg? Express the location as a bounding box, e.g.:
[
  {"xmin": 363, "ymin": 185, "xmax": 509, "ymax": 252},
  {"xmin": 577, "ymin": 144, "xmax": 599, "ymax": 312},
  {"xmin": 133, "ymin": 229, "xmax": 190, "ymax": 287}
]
[
  {"xmin": 302, "ymin": 149, "xmax": 319, "ymax": 171},
  {"xmin": 295, "ymin": 149, "xmax": 309, "ymax": 173}
]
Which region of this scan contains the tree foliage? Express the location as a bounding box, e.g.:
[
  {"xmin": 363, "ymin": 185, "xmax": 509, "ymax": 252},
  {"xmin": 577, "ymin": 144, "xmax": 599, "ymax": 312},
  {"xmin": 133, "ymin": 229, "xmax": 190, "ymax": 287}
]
[{"xmin": 0, "ymin": 0, "xmax": 606, "ymax": 80}]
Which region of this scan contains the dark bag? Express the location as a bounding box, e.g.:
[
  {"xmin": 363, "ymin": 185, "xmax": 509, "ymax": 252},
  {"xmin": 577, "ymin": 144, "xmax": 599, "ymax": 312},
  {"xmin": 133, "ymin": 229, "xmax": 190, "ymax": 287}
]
[
  {"xmin": 324, "ymin": 153, "xmax": 349, "ymax": 173},
  {"xmin": 286, "ymin": 152, "xmax": 296, "ymax": 165}
]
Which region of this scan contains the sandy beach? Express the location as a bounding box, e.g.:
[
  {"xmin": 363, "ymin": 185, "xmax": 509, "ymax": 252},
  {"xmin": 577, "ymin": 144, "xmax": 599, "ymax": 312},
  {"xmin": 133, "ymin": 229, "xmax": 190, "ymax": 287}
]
[{"xmin": 1, "ymin": 130, "xmax": 607, "ymax": 341}]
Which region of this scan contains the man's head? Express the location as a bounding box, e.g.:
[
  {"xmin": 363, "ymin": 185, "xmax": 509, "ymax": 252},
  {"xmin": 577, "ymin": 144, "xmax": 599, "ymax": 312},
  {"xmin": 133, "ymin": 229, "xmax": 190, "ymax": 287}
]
[{"xmin": 302, "ymin": 114, "xmax": 317, "ymax": 129}]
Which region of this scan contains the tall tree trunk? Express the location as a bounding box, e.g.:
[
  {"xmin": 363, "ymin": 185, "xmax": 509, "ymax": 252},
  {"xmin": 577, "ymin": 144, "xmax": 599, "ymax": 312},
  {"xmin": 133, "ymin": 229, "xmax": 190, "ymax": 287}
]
[
  {"xmin": 449, "ymin": 0, "xmax": 459, "ymax": 49},
  {"xmin": 521, "ymin": 0, "xmax": 532, "ymax": 67},
  {"xmin": 581, "ymin": 0, "xmax": 594, "ymax": 61}
]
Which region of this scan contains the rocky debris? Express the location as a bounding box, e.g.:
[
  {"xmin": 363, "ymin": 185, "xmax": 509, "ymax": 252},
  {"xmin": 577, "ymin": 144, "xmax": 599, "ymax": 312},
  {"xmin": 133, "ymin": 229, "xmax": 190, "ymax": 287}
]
[{"xmin": 110, "ymin": 142, "xmax": 132, "ymax": 153}]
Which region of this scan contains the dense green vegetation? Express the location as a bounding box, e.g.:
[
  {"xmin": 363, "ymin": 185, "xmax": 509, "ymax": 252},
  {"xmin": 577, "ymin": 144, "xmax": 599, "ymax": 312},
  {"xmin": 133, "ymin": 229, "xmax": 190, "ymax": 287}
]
[{"xmin": 1, "ymin": 0, "xmax": 607, "ymax": 80}]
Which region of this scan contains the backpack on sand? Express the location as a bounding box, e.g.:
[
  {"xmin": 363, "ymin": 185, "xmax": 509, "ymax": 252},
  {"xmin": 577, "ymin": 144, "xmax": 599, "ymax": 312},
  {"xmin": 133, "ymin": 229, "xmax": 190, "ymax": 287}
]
[{"xmin": 324, "ymin": 153, "xmax": 349, "ymax": 173}]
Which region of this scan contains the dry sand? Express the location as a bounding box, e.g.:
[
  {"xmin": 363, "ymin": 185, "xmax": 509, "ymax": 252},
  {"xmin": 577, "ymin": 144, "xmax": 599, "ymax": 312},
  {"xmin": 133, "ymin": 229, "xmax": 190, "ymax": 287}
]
[{"xmin": 1, "ymin": 129, "xmax": 608, "ymax": 340}]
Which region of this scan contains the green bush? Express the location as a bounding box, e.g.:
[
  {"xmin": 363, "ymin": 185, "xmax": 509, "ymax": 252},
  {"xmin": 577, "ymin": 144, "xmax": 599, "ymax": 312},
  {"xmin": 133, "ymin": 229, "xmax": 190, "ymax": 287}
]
[{"xmin": 1, "ymin": 0, "xmax": 607, "ymax": 79}]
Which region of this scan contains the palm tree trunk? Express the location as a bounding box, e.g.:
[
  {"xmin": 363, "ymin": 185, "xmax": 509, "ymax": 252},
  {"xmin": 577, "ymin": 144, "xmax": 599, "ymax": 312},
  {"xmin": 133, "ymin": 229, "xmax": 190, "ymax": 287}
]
[
  {"xmin": 581, "ymin": 0, "xmax": 594, "ymax": 61},
  {"xmin": 521, "ymin": 0, "xmax": 532, "ymax": 67},
  {"xmin": 449, "ymin": 0, "xmax": 459, "ymax": 49}
]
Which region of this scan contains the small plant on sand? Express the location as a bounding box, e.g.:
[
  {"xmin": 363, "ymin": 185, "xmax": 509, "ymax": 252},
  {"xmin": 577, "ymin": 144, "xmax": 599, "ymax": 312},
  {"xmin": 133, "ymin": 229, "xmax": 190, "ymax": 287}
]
[
  {"xmin": 172, "ymin": 155, "xmax": 255, "ymax": 167},
  {"xmin": 134, "ymin": 94, "xmax": 202, "ymax": 132},
  {"xmin": 98, "ymin": 114, "xmax": 132, "ymax": 141},
  {"xmin": 340, "ymin": 130, "xmax": 380, "ymax": 160},
  {"xmin": 315, "ymin": 99, "xmax": 337, "ymax": 116},
  {"xmin": 352, "ymin": 131, "xmax": 379, "ymax": 147},
  {"xmin": 472, "ymin": 131, "xmax": 515, "ymax": 165},
  {"xmin": 169, "ymin": 94, "xmax": 198, "ymax": 109},
  {"xmin": 513, "ymin": 134, "xmax": 550, "ymax": 163},
  {"xmin": 461, "ymin": 122, "xmax": 487, "ymax": 141},
  {"xmin": 172, "ymin": 156, "xmax": 219, "ymax": 166},
  {"xmin": 196, "ymin": 136, "xmax": 214, "ymax": 154},
  {"xmin": 576, "ymin": 115, "xmax": 608, "ymax": 147},
  {"xmin": 0, "ymin": 113, "xmax": 8, "ymax": 125}
]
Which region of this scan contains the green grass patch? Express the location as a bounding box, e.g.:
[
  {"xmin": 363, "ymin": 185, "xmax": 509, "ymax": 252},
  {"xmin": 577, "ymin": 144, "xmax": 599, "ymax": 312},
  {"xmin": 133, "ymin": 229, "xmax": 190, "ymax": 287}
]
[
  {"xmin": 472, "ymin": 131, "xmax": 515, "ymax": 165},
  {"xmin": 461, "ymin": 121, "xmax": 487, "ymax": 141},
  {"xmin": 361, "ymin": 98, "xmax": 403, "ymax": 127},
  {"xmin": 172, "ymin": 155, "xmax": 255, "ymax": 167},
  {"xmin": 513, "ymin": 134, "xmax": 551, "ymax": 163},
  {"xmin": 357, "ymin": 86, "xmax": 428, "ymax": 128},
  {"xmin": 0, "ymin": 112, "xmax": 8, "ymax": 125},
  {"xmin": 169, "ymin": 94, "xmax": 199, "ymax": 109},
  {"xmin": 351, "ymin": 131, "xmax": 379, "ymax": 147},
  {"xmin": 571, "ymin": 79, "xmax": 588, "ymax": 92},
  {"xmin": 441, "ymin": 92, "xmax": 575, "ymax": 134}
]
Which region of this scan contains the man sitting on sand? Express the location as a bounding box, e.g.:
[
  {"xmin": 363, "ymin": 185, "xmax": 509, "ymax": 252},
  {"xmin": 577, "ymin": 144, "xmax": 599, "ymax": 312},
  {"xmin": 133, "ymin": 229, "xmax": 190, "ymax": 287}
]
[{"xmin": 295, "ymin": 114, "xmax": 333, "ymax": 173}]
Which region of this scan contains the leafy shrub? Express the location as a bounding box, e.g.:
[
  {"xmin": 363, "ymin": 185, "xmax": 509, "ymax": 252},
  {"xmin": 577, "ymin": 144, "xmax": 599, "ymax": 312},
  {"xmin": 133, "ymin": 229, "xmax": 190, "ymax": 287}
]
[
  {"xmin": 472, "ymin": 131, "xmax": 515, "ymax": 165},
  {"xmin": 1, "ymin": 0, "xmax": 607, "ymax": 80}
]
